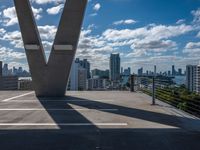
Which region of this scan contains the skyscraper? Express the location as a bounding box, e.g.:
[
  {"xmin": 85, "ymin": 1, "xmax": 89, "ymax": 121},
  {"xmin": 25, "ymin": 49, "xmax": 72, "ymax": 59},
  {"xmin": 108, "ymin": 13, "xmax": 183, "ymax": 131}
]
[
  {"xmin": 109, "ymin": 53, "xmax": 120, "ymax": 81},
  {"xmin": 123, "ymin": 67, "xmax": 131, "ymax": 76},
  {"xmin": 154, "ymin": 65, "xmax": 157, "ymax": 76},
  {"xmin": 138, "ymin": 67, "xmax": 143, "ymax": 76},
  {"xmin": 0, "ymin": 61, "xmax": 2, "ymax": 77},
  {"xmin": 186, "ymin": 65, "xmax": 196, "ymax": 92},
  {"xmin": 178, "ymin": 68, "xmax": 182, "ymax": 76},
  {"xmin": 69, "ymin": 61, "xmax": 79, "ymax": 91},
  {"xmin": 195, "ymin": 64, "xmax": 200, "ymax": 93},
  {"xmin": 78, "ymin": 68, "xmax": 87, "ymax": 90},
  {"xmin": 2, "ymin": 63, "xmax": 9, "ymax": 76},
  {"xmin": 172, "ymin": 65, "xmax": 176, "ymax": 76},
  {"xmin": 75, "ymin": 58, "xmax": 90, "ymax": 78},
  {"xmin": 69, "ymin": 59, "xmax": 88, "ymax": 91}
]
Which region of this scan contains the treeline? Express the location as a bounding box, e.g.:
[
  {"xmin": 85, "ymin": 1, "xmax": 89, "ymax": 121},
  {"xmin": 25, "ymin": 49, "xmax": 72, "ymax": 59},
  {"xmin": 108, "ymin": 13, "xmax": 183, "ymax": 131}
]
[{"xmin": 141, "ymin": 85, "xmax": 200, "ymax": 117}]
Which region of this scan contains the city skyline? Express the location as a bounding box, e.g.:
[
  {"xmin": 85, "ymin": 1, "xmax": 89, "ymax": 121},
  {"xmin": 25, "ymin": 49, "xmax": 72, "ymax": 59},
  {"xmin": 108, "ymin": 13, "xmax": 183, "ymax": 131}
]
[
  {"xmin": 0, "ymin": 0, "xmax": 200, "ymax": 73},
  {"xmin": 0, "ymin": 58, "xmax": 189, "ymax": 77}
]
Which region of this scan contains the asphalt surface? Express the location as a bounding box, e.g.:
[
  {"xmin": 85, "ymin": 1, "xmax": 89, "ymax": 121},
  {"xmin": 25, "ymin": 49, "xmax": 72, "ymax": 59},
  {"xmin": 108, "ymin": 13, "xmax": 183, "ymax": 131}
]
[{"xmin": 0, "ymin": 91, "xmax": 199, "ymax": 150}]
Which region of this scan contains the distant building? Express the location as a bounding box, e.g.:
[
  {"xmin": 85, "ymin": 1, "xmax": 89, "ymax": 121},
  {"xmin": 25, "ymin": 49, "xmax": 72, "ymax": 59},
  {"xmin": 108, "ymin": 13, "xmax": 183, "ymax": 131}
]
[
  {"xmin": 0, "ymin": 62, "xmax": 18, "ymax": 90},
  {"xmin": 121, "ymin": 67, "xmax": 123, "ymax": 74},
  {"xmin": 178, "ymin": 68, "xmax": 182, "ymax": 76},
  {"xmin": 2, "ymin": 63, "xmax": 11, "ymax": 76},
  {"xmin": 0, "ymin": 76, "xmax": 18, "ymax": 90},
  {"xmin": 75, "ymin": 58, "xmax": 90, "ymax": 79},
  {"xmin": 168, "ymin": 71, "xmax": 171, "ymax": 76},
  {"xmin": 195, "ymin": 64, "xmax": 200, "ymax": 94},
  {"xmin": 172, "ymin": 65, "xmax": 176, "ymax": 76},
  {"xmin": 109, "ymin": 53, "xmax": 120, "ymax": 81},
  {"xmin": 91, "ymin": 69, "xmax": 109, "ymax": 79},
  {"xmin": 186, "ymin": 65, "xmax": 197, "ymax": 93},
  {"xmin": 78, "ymin": 68, "xmax": 87, "ymax": 90},
  {"xmin": 123, "ymin": 67, "xmax": 131, "ymax": 76},
  {"xmin": 154, "ymin": 65, "xmax": 156, "ymax": 76},
  {"xmin": 18, "ymin": 79, "xmax": 33, "ymax": 90},
  {"xmin": 69, "ymin": 61, "xmax": 79, "ymax": 91},
  {"xmin": 0, "ymin": 61, "xmax": 2, "ymax": 77},
  {"xmin": 138, "ymin": 67, "xmax": 143, "ymax": 76},
  {"xmin": 87, "ymin": 77, "xmax": 107, "ymax": 90},
  {"xmin": 146, "ymin": 70, "xmax": 149, "ymax": 75},
  {"xmin": 69, "ymin": 59, "xmax": 88, "ymax": 91}
]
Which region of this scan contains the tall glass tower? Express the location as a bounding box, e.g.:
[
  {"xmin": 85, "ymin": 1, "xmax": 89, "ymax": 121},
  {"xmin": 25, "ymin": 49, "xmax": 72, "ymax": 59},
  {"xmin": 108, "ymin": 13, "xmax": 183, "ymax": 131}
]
[{"xmin": 109, "ymin": 53, "xmax": 120, "ymax": 81}]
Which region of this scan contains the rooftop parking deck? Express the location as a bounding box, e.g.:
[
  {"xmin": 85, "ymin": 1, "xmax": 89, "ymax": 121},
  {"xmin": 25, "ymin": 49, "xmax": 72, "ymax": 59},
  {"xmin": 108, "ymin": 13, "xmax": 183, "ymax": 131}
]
[{"xmin": 0, "ymin": 91, "xmax": 199, "ymax": 150}]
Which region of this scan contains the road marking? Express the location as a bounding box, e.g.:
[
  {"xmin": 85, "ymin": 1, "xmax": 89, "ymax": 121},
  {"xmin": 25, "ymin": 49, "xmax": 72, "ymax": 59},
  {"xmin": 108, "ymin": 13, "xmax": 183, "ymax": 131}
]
[
  {"xmin": 0, "ymin": 123, "xmax": 127, "ymax": 126},
  {"xmin": 2, "ymin": 92, "xmax": 34, "ymax": 102},
  {"xmin": 5, "ymin": 100, "xmax": 114, "ymax": 102},
  {"xmin": 0, "ymin": 108, "xmax": 118, "ymax": 111}
]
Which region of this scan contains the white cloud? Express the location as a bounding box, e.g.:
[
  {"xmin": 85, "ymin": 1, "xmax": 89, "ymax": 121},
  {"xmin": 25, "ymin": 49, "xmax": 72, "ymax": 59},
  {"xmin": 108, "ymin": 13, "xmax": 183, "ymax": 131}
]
[
  {"xmin": 0, "ymin": 45, "xmax": 25, "ymax": 62},
  {"xmin": 46, "ymin": 4, "xmax": 64, "ymax": 15},
  {"xmin": 131, "ymin": 40, "xmax": 177, "ymax": 52},
  {"xmin": 2, "ymin": 30, "xmax": 23, "ymax": 48},
  {"xmin": 103, "ymin": 24, "xmax": 193, "ymax": 42},
  {"xmin": 2, "ymin": 6, "xmax": 43, "ymax": 26},
  {"xmin": 93, "ymin": 3, "xmax": 101, "ymax": 11},
  {"xmin": 185, "ymin": 42, "xmax": 200, "ymax": 49},
  {"xmin": 32, "ymin": 7, "xmax": 43, "ymax": 20},
  {"xmin": 113, "ymin": 19, "xmax": 137, "ymax": 25},
  {"xmin": 0, "ymin": 28, "xmax": 6, "ymax": 35},
  {"xmin": 191, "ymin": 8, "xmax": 200, "ymax": 23},
  {"xmin": 176, "ymin": 19, "xmax": 185, "ymax": 24},
  {"xmin": 2, "ymin": 7, "xmax": 18, "ymax": 26},
  {"xmin": 38, "ymin": 25, "xmax": 57, "ymax": 40},
  {"xmin": 89, "ymin": 13, "xmax": 97, "ymax": 17},
  {"xmin": 183, "ymin": 42, "xmax": 200, "ymax": 55},
  {"xmin": 197, "ymin": 31, "xmax": 200, "ymax": 38},
  {"xmin": 1, "ymin": 25, "xmax": 57, "ymax": 49}
]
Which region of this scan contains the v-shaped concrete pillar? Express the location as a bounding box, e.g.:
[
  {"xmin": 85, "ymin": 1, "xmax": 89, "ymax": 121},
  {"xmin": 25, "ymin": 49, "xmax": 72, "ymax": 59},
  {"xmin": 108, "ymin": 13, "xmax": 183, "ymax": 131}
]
[{"xmin": 14, "ymin": 0, "xmax": 87, "ymax": 97}]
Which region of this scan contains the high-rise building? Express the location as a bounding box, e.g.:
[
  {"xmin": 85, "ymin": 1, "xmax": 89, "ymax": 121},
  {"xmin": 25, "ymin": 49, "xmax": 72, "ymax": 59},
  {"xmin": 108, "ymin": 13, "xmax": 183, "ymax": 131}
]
[
  {"xmin": 121, "ymin": 67, "xmax": 123, "ymax": 74},
  {"xmin": 2, "ymin": 63, "xmax": 9, "ymax": 76},
  {"xmin": 69, "ymin": 61, "xmax": 79, "ymax": 91},
  {"xmin": 154, "ymin": 65, "xmax": 156, "ymax": 76},
  {"xmin": 178, "ymin": 68, "xmax": 182, "ymax": 76},
  {"xmin": 128, "ymin": 67, "xmax": 131, "ymax": 75},
  {"xmin": 109, "ymin": 53, "xmax": 120, "ymax": 81},
  {"xmin": 87, "ymin": 77, "xmax": 107, "ymax": 90},
  {"xmin": 78, "ymin": 68, "xmax": 87, "ymax": 90},
  {"xmin": 172, "ymin": 65, "xmax": 176, "ymax": 76},
  {"xmin": 168, "ymin": 70, "xmax": 171, "ymax": 76},
  {"xmin": 91, "ymin": 69, "xmax": 109, "ymax": 79},
  {"xmin": 123, "ymin": 67, "xmax": 131, "ymax": 76},
  {"xmin": 0, "ymin": 61, "xmax": 2, "ymax": 77},
  {"xmin": 195, "ymin": 64, "xmax": 200, "ymax": 94},
  {"xmin": 13, "ymin": 67, "xmax": 17, "ymax": 75},
  {"xmin": 138, "ymin": 67, "xmax": 143, "ymax": 76},
  {"xmin": 69, "ymin": 59, "xmax": 88, "ymax": 91},
  {"xmin": 186, "ymin": 65, "xmax": 196, "ymax": 92},
  {"xmin": 75, "ymin": 58, "xmax": 90, "ymax": 79}
]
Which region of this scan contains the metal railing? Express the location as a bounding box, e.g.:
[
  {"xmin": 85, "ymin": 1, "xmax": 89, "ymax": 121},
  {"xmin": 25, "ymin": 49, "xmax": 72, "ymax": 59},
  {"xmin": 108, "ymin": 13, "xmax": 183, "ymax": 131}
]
[{"xmin": 136, "ymin": 76, "xmax": 200, "ymax": 117}]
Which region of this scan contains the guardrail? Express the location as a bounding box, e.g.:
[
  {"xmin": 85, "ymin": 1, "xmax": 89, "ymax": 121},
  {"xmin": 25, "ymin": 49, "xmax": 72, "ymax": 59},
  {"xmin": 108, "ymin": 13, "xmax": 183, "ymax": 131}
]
[{"xmin": 136, "ymin": 76, "xmax": 200, "ymax": 117}]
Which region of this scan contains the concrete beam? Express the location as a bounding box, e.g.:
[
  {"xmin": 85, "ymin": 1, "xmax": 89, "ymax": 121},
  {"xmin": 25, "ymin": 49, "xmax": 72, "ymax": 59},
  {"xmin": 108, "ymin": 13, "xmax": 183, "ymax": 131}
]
[{"xmin": 14, "ymin": 0, "xmax": 87, "ymax": 97}]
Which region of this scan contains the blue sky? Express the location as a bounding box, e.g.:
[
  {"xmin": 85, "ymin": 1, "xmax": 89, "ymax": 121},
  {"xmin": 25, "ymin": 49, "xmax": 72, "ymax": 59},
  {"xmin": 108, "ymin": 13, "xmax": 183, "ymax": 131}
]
[{"xmin": 0, "ymin": 0, "xmax": 200, "ymax": 73}]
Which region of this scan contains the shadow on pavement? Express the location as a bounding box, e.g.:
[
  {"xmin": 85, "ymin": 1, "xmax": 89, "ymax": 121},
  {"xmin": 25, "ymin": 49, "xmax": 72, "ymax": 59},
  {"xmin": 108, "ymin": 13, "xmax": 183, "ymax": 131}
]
[{"xmin": 0, "ymin": 95, "xmax": 199, "ymax": 150}]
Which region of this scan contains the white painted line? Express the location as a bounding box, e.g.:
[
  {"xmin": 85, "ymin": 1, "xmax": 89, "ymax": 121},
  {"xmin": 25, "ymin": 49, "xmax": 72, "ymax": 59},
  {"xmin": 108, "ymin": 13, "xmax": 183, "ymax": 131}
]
[
  {"xmin": 0, "ymin": 108, "xmax": 118, "ymax": 111},
  {"xmin": 0, "ymin": 123, "xmax": 127, "ymax": 126},
  {"xmin": 2, "ymin": 92, "xmax": 34, "ymax": 102},
  {"xmin": 6, "ymin": 100, "xmax": 114, "ymax": 102}
]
